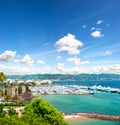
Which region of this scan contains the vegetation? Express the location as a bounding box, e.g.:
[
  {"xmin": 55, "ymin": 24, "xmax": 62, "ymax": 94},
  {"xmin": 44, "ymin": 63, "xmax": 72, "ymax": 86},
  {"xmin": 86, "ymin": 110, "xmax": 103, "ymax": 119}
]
[
  {"xmin": 0, "ymin": 90, "xmax": 4, "ymax": 97},
  {"xmin": 0, "ymin": 104, "xmax": 6, "ymax": 117},
  {"xmin": 0, "ymin": 72, "xmax": 68, "ymax": 124},
  {"xmin": 0, "ymin": 72, "xmax": 33, "ymax": 104},
  {"xmin": 0, "ymin": 98, "xmax": 68, "ymax": 125},
  {"xmin": 18, "ymin": 85, "xmax": 22, "ymax": 94},
  {"xmin": 4, "ymin": 95, "xmax": 10, "ymax": 102},
  {"xmin": 0, "ymin": 72, "xmax": 7, "ymax": 82},
  {"xmin": 3, "ymin": 102, "xmax": 25, "ymax": 107}
]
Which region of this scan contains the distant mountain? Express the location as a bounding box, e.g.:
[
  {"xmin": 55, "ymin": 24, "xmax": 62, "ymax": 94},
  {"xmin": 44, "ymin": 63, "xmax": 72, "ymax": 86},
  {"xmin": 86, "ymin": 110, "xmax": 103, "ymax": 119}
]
[{"xmin": 8, "ymin": 74, "xmax": 120, "ymax": 81}]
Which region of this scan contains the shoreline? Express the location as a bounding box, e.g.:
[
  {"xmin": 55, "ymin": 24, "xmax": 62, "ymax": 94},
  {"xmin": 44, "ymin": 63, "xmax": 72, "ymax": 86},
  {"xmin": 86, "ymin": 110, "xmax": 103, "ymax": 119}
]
[
  {"xmin": 7, "ymin": 107, "xmax": 120, "ymax": 122},
  {"xmin": 64, "ymin": 113, "xmax": 120, "ymax": 122},
  {"xmin": 64, "ymin": 114, "xmax": 91, "ymax": 122}
]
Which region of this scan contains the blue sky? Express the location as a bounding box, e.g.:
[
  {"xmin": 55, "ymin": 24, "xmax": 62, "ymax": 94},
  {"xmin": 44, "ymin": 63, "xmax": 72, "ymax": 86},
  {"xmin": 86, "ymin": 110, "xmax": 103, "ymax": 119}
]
[{"xmin": 0, "ymin": 0, "xmax": 120, "ymax": 75}]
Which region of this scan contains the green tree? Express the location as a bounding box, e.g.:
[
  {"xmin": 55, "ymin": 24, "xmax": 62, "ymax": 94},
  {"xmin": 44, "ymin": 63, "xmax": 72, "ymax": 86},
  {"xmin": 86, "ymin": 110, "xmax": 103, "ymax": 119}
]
[
  {"xmin": 13, "ymin": 94, "xmax": 19, "ymax": 103},
  {"xmin": 0, "ymin": 115, "xmax": 26, "ymax": 125},
  {"xmin": 0, "ymin": 98, "xmax": 69, "ymax": 125},
  {"xmin": 0, "ymin": 103, "xmax": 4, "ymax": 113},
  {"xmin": 4, "ymin": 89, "xmax": 7, "ymax": 96},
  {"xmin": 8, "ymin": 107, "xmax": 18, "ymax": 116},
  {"xmin": 0, "ymin": 89, "xmax": 4, "ymax": 97},
  {"xmin": 4, "ymin": 95, "xmax": 10, "ymax": 102},
  {"xmin": 26, "ymin": 85, "xmax": 29, "ymax": 91},
  {"xmin": 22, "ymin": 98, "xmax": 68, "ymax": 125},
  {"xmin": 0, "ymin": 103, "xmax": 6, "ymax": 117},
  {"xmin": 18, "ymin": 85, "xmax": 22, "ymax": 94},
  {"xmin": 0, "ymin": 72, "xmax": 7, "ymax": 82}
]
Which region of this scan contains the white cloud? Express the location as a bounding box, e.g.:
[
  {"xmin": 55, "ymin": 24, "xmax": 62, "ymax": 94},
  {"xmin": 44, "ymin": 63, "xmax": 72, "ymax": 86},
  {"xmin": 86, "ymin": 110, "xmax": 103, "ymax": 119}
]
[
  {"xmin": 111, "ymin": 64, "xmax": 120, "ymax": 74},
  {"xmin": 43, "ymin": 66, "xmax": 51, "ymax": 70},
  {"xmin": 66, "ymin": 57, "xmax": 90, "ymax": 65},
  {"xmin": 56, "ymin": 56, "xmax": 62, "ymax": 59},
  {"xmin": 14, "ymin": 59, "xmax": 20, "ymax": 63},
  {"xmin": 96, "ymin": 20, "xmax": 104, "ymax": 24},
  {"xmin": 9, "ymin": 67, "xmax": 30, "ymax": 75},
  {"xmin": 56, "ymin": 63, "xmax": 64, "ymax": 69},
  {"xmin": 56, "ymin": 33, "xmax": 83, "ymax": 55},
  {"xmin": 32, "ymin": 66, "xmax": 57, "ymax": 74},
  {"xmin": 82, "ymin": 25, "xmax": 87, "ymax": 28},
  {"xmin": 21, "ymin": 54, "xmax": 34, "ymax": 67},
  {"xmin": 103, "ymin": 50, "xmax": 112, "ymax": 56},
  {"xmin": 0, "ymin": 50, "xmax": 16, "ymax": 62},
  {"xmin": 1, "ymin": 63, "xmax": 120, "ymax": 75},
  {"xmin": 91, "ymin": 30, "xmax": 104, "ymax": 38},
  {"xmin": 0, "ymin": 64, "xmax": 6, "ymax": 70},
  {"xmin": 42, "ymin": 66, "xmax": 53, "ymax": 74},
  {"xmin": 0, "ymin": 64, "xmax": 30, "ymax": 75},
  {"xmin": 56, "ymin": 63, "xmax": 67, "ymax": 74},
  {"xmin": 91, "ymin": 65, "xmax": 120, "ymax": 74},
  {"xmin": 56, "ymin": 64, "xmax": 120, "ymax": 74},
  {"xmin": 90, "ymin": 27, "xmax": 95, "ymax": 31},
  {"xmin": 56, "ymin": 63, "xmax": 88, "ymax": 74},
  {"xmin": 37, "ymin": 60, "xmax": 45, "ymax": 65}
]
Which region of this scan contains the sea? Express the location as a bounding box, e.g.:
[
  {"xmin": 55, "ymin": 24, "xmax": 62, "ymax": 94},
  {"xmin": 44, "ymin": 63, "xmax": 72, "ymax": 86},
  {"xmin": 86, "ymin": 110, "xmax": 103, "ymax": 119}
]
[
  {"xmin": 9, "ymin": 74, "xmax": 120, "ymax": 125},
  {"xmin": 38, "ymin": 81, "xmax": 120, "ymax": 125}
]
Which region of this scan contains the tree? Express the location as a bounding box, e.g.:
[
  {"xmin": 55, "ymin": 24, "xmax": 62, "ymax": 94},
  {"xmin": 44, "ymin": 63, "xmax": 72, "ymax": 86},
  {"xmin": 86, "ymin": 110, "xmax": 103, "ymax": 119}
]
[
  {"xmin": 0, "ymin": 98, "xmax": 69, "ymax": 125},
  {"xmin": 0, "ymin": 103, "xmax": 4, "ymax": 113},
  {"xmin": 0, "ymin": 104, "xmax": 6, "ymax": 117},
  {"xmin": 13, "ymin": 94, "xmax": 19, "ymax": 103},
  {"xmin": 4, "ymin": 95, "xmax": 10, "ymax": 102},
  {"xmin": 0, "ymin": 72, "xmax": 7, "ymax": 82},
  {"xmin": 8, "ymin": 107, "xmax": 18, "ymax": 116},
  {"xmin": 18, "ymin": 85, "xmax": 22, "ymax": 94},
  {"xmin": 0, "ymin": 89, "xmax": 4, "ymax": 97},
  {"xmin": 22, "ymin": 98, "xmax": 68, "ymax": 125},
  {"xmin": 5, "ymin": 89, "xmax": 7, "ymax": 96}
]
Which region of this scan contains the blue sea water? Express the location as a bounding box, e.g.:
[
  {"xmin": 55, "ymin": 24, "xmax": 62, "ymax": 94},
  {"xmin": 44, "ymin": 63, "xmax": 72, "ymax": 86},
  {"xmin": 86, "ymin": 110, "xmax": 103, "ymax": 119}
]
[
  {"xmin": 38, "ymin": 80, "xmax": 120, "ymax": 125},
  {"xmin": 9, "ymin": 74, "xmax": 120, "ymax": 125},
  {"xmin": 39, "ymin": 93, "xmax": 120, "ymax": 125},
  {"xmin": 53, "ymin": 80, "xmax": 120, "ymax": 88},
  {"xmin": 70, "ymin": 119, "xmax": 120, "ymax": 125},
  {"xmin": 40, "ymin": 92, "xmax": 120, "ymax": 116}
]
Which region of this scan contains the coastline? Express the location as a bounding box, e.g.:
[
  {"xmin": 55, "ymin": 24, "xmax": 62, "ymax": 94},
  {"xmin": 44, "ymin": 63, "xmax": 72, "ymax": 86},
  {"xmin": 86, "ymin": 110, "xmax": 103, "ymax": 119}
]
[
  {"xmin": 5, "ymin": 107, "xmax": 120, "ymax": 122},
  {"xmin": 64, "ymin": 114, "xmax": 91, "ymax": 122},
  {"xmin": 64, "ymin": 113, "xmax": 120, "ymax": 122}
]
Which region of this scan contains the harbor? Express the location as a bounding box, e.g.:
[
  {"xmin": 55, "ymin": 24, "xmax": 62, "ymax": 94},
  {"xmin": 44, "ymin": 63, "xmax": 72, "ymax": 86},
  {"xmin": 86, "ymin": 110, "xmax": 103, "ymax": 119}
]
[
  {"xmin": 29, "ymin": 84, "xmax": 120, "ymax": 96},
  {"xmin": 29, "ymin": 85, "xmax": 94, "ymax": 95}
]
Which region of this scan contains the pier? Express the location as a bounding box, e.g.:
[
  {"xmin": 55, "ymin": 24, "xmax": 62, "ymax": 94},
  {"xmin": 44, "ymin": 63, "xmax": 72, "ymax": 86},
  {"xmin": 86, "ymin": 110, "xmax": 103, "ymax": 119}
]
[{"xmin": 64, "ymin": 113, "xmax": 120, "ymax": 121}]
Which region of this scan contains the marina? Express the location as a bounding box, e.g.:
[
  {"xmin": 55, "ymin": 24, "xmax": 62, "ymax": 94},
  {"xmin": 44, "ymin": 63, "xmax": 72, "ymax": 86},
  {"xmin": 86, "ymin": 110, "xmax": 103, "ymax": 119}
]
[
  {"xmin": 29, "ymin": 84, "xmax": 120, "ymax": 96},
  {"xmin": 29, "ymin": 85, "xmax": 94, "ymax": 95}
]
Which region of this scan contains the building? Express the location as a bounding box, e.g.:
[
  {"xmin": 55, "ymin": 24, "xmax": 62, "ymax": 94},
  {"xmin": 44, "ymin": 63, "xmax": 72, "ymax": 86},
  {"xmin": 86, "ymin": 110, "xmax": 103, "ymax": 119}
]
[
  {"xmin": 21, "ymin": 86, "xmax": 26, "ymax": 93},
  {"xmin": 7, "ymin": 85, "xmax": 18, "ymax": 98}
]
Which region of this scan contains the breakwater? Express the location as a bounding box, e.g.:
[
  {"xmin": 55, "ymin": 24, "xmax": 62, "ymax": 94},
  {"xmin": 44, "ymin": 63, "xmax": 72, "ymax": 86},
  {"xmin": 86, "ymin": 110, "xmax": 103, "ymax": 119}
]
[{"xmin": 64, "ymin": 113, "xmax": 120, "ymax": 121}]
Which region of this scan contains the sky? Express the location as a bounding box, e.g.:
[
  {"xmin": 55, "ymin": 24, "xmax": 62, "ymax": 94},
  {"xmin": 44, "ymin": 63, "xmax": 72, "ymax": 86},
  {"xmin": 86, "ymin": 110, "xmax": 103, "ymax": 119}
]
[{"xmin": 0, "ymin": 0, "xmax": 120, "ymax": 75}]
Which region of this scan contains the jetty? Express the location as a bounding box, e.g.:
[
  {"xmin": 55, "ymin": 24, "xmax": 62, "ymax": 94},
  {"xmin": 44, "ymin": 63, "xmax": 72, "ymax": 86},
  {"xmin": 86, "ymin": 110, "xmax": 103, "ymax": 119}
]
[{"xmin": 64, "ymin": 113, "xmax": 120, "ymax": 121}]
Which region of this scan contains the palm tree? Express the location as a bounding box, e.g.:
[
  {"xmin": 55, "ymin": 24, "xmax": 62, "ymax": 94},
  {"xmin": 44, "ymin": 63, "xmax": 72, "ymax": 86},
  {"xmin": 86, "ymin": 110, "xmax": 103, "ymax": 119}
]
[
  {"xmin": 0, "ymin": 72, "xmax": 7, "ymax": 82},
  {"xmin": 0, "ymin": 72, "xmax": 7, "ymax": 88}
]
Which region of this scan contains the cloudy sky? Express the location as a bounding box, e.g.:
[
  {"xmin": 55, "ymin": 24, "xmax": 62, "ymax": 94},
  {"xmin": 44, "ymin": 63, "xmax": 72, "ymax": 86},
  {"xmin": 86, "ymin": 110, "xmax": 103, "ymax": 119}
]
[{"xmin": 0, "ymin": 0, "xmax": 120, "ymax": 75}]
